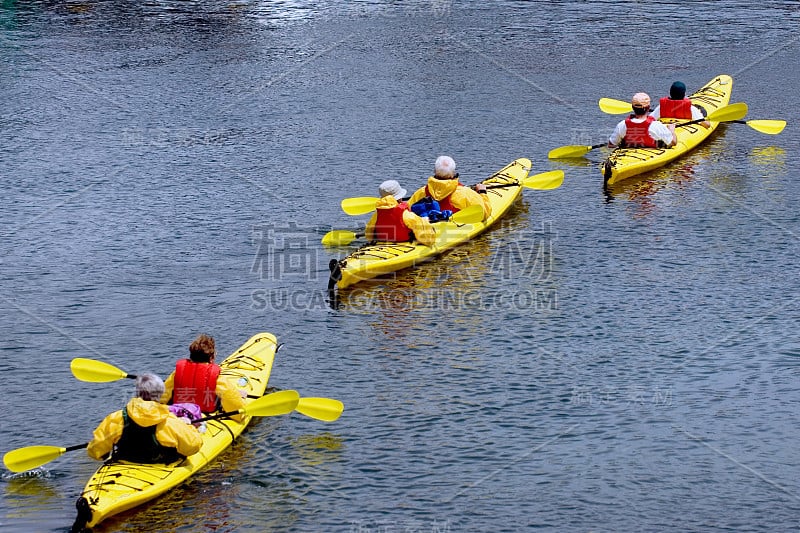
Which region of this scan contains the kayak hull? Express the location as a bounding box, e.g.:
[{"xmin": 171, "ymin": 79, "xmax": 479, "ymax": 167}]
[
  {"xmin": 74, "ymin": 332, "xmax": 278, "ymax": 529},
  {"xmin": 329, "ymin": 158, "xmax": 531, "ymax": 289},
  {"xmin": 602, "ymin": 74, "xmax": 733, "ymax": 185}
]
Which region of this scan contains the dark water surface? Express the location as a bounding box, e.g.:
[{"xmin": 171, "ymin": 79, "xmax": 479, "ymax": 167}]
[{"xmin": 2, "ymin": 1, "xmax": 800, "ymax": 531}]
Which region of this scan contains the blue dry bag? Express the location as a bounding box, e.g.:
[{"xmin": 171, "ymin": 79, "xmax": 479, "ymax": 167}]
[{"xmin": 410, "ymin": 197, "xmax": 440, "ymax": 218}]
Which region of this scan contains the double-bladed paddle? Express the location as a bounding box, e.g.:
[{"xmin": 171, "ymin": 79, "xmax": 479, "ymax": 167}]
[
  {"xmin": 322, "ymin": 204, "xmax": 486, "ymax": 246},
  {"xmin": 599, "ymin": 97, "xmax": 785, "ymax": 134},
  {"xmin": 548, "ymin": 103, "xmax": 751, "ymax": 159},
  {"xmin": 69, "ymin": 358, "xmax": 344, "ymax": 423},
  {"xmin": 325, "ymin": 170, "xmax": 565, "ymax": 245},
  {"xmin": 2, "ymin": 390, "xmax": 300, "ymax": 473},
  {"xmin": 339, "ymin": 170, "xmax": 565, "ymax": 216},
  {"xmin": 676, "ymin": 102, "xmax": 748, "ymax": 127}
]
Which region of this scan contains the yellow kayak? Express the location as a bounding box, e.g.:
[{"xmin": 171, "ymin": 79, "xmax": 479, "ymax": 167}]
[
  {"xmin": 73, "ymin": 332, "xmax": 278, "ymax": 529},
  {"xmin": 329, "ymin": 158, "xmax": 531, "ymax": 289},
  {"xmin": 602, "ymin": 74, "xmax": 733, "ymax": 186}
]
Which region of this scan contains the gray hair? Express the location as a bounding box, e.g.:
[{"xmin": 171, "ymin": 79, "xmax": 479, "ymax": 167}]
[
  {"xmin": 135, "ymin": 372, "xmax": 165, "ymax": 402},
  {"xmin": 434, "ymin": 155, "xmax": 456, "ymax": 179}
]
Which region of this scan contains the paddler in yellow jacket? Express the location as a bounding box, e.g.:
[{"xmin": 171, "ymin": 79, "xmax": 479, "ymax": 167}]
[
  {"xmin": 87, "ymin": 373, "xmax": 202, "ymax": 463},
  {"xmin": 407, "ymin": 155, "xmax": 492, "ymax": 221},
  {"xmin": 365, "ymin": 180, "xmax": 436, "ymax": 246},
  {"xmin": 161, "ymin": 333, "xmax": 247, "ymax": 422}
]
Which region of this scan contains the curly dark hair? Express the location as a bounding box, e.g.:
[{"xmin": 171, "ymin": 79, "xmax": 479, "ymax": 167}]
[{"xmin": 189, "ymin": 334, "xmax": 216, "ymax": 362}]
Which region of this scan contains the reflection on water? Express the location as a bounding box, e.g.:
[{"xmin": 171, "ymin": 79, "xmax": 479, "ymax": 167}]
[
  {"xmin": 290, "ymin": 431, "xmax": 343, "ymax": 451},
  {"xmin": 334, "ymin": 218, "xmax": 498, "ymax": 346},
  {"xmin": 618, "ymin": 164, "xmax": 697, "ymax": 219},
  {"xmin": 3, "ymin": 470, "xmax": 62, "ymax": 520},
  {"xmin": 601, "ymin": 135, "xmax": 734, "ymax": 217},
  {"xmin": 750, "ymin": 146, "xmax": 786, "ymax": 165},
  {"xmin": 333, "ymin": 200, "xmax": 562, "ymax": 361},
  {"xmin": 289, "ymin": 432, "xmax": 343, "ymax": 467},
  {"xmin": 749, "ymin": 145, "xmax": 788, "ymax": 182},
  {"xmin": 552, "ymin": 156, "xmax": 599, "ymax": 171},
  {"xmin": 746, "ymin": 145, "xmax": 789, "ymax": 192}
]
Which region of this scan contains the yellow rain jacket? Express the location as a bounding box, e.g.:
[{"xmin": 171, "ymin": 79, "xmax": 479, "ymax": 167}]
[
  {"xmin": 87, "ymin": 397, "xmax": 202, "ymax": 461},
  {"xmin": 365, "ymin": 196, "xmax": 436, "ymax": 246},
  {"xmin": 408, "ymin": 176, "xmax": 492, "ymax": 221},
  {"xmin": 161, "ymin": 371, "xmax": 246, "ymax": 423}
]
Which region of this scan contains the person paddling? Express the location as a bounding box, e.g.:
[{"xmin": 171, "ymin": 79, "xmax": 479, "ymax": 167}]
[
  {"xmin": 608, "ymin": 92, "xmax": 677, "ymax": 149},
  {"xmin": 651, "ymin": 81, "xmax": 710, "ymax": 128},
  {"xmin": 407, "ymin": 156, "xmax": 492, "ymax": 221},
  {"xmin": 87, "ymin": 373, "xmax": 202, "ymax": 463},
  {"xmin": 365, "ymin": 180, "xmax": 435, "ymax": 245},
  {"xmin": 161, "ymin": 334, "xmax": 247, "ymax": 422}
]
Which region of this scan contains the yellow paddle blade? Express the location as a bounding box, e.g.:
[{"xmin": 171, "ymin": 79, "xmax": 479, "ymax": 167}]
[
  {"xmin": 321, "ymin": 230, "xmax": 359, "ymax": 246},
  {"xmin": 296, "ymin": 397, "xmax": 344, "ymax": 422},
  {"xmin": 449, "ymin": 205, "xmax": 484, "ymax": 224},
  {"xmin": 70, "ymin": 358, "xmax": 130, "ymax": 383},
  {"xmin": 744, "ymin": 119, "xmax": 786, "ymax": 135},
  {"xmin": 706, "ymin": 102, "xmax": 748, "ymax": 123},
  {"xmin": 4, "ymin": 445, "xmax": 67, "ymax": 473},
  {"xmin": 548, "ymin": 144, "xmax": 596, "ymax": 159},
  {"xmin": 341, "ymin": 196, "xmax": 380, "ymax": 216},
  {"xmin": 243, "ymin": 390, "xmax": 299, "ymax": 417},
  {"xmin": 598, "ymin": 97, "xmax": 632, "ymax": 114},
  {"xmin": 521, "ymin": 170, "xmax": 564, "ymax": 190}
]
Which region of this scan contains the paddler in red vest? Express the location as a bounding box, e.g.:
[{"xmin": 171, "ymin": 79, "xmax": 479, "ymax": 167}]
[
  {"xmin": 365, "ymin": 180, "xmax": 436, "ymax": 245},
  {"xmin": 161, "ymin": 334, "xmax": 247, "ymax": 422},
  {"xmin": 608, "ymin": 92, "xmax": 678, "ymax": 149},
  {"xmin": 650, "ymin": 81, "xmax": 710, "ymax": 128},
  {"xmin": 407, "ymin": 156, "xmax": 492, "ymax": 221}
]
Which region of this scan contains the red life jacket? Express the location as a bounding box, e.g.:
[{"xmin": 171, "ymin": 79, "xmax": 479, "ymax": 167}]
[
  {"xmin": 623, "ymin": 115, "xmax": 658, "ymax": 148},
  {"xmin": 659, "ymin": 97, "xmax": 693, "ymax": 119},
  {"xmin": 423, "ymin": 183, "xmax": 464, "ymax": 213},
  {"xmin": 373, "ymin": 202, "xmax": 413, "ymax": 242},
  {"xmin": 173, "ymin": 359, "xmax": 221, "ymax": 413}
]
